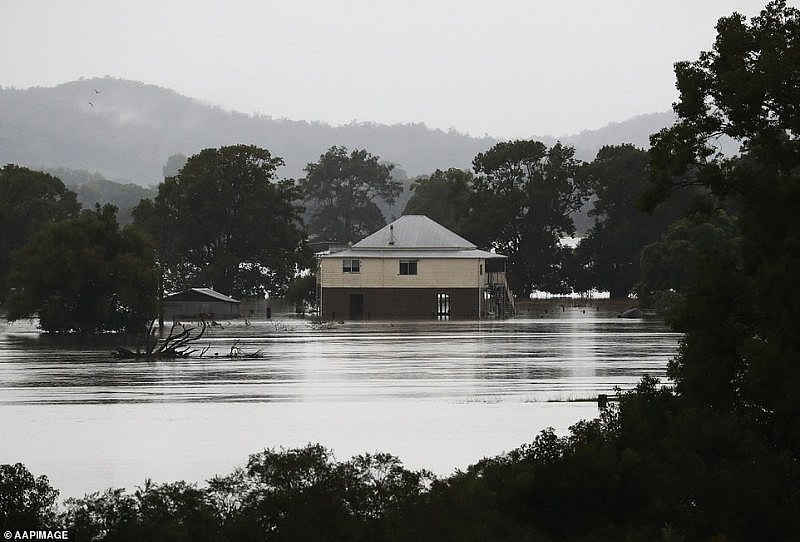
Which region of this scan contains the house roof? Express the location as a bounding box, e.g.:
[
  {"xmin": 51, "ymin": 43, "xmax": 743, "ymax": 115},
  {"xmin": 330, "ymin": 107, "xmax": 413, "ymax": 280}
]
[
  {"xmin": 353, "ymin": 215, "xmax": 476, "ymax": 250},
  {"xmin": 165, "ymin": 287, "xmax": 241, "ymax": 303},
  {"xmin": 322, "ymin": 248, "xmax": 506, "ymax": 259}
]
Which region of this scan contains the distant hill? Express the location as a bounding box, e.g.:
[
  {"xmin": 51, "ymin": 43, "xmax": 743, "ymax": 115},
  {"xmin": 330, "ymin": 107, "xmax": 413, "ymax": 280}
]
[
  {"xmin": 0, "ymin": 78, "xmax": 497, "ymax": 185},
  {"xmin": 38, "ymin": 167, "xmax": 157, "ymax": 224},
  {"xmin": 552, "ymin": 111, "xmax": 740, "ymax": 160},
  {"xmin": 556, "ymin": 112, "xmax": 677, "ymax": 160},
  {"xmin": 0, "ymin": 77, "xmax": 716, "ymax": 189}
]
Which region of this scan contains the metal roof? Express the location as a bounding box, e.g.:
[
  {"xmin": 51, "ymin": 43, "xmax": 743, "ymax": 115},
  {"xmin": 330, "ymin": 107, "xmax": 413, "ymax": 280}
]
[
  {"xmin": 321, "ymin": 248, "xmax": 506, "ymax": 259},
  {"xmin": 353, "ymin": 215, "xmax": 476, "ymax": 250},
  {"xmin": 165, "ymin": 287, "xmax": 241, "ymax": 303}
]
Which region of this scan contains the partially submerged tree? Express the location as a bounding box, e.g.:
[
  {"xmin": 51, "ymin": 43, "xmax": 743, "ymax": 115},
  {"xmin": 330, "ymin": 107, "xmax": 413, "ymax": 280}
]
[
  {"xmin": 6, "ymin": 205, "xmax": 158, "ymax": 333},
  {"xmin": 134, "ymin": 145, "xmax": 309, "ymax": 298},
  {"xmin": 301, "ymin": 146, "xmax": 401, "ymax": 243},
  {"xmin": 577, "ymin": 144, "xmax": 692, "ymax": 298},
  {"xmin": 635, "ymin": 210, "xmax": 740, "ymax": 312},
  {"xmin": 0, "ymin": 165, "xmax": 80, "ymax": 302},
  {"xmin": 472, "ymin": 140, "xmax": 585, "ymax": 295}
]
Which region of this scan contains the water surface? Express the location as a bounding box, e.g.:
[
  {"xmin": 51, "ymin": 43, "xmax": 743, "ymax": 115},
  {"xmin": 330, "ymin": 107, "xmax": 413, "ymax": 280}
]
[{"xmin": 0, "ymin": 307, "xmax": 680, "ymax": 498}]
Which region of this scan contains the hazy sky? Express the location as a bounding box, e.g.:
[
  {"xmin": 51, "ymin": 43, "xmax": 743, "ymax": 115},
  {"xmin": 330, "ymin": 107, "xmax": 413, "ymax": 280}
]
[{"xmin": 1, "ymin": 0, "xmax": 778, "ymax": 138}]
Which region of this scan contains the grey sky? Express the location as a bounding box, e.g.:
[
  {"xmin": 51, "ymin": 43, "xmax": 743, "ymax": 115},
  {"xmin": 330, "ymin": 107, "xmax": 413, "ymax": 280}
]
[{"xmin": 1, "ymin": 0, "xmax": 777, "ymax": 138}]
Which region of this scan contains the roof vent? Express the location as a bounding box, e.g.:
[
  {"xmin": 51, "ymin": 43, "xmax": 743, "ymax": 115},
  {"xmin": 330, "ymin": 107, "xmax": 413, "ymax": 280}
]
[{"xmin": 388, "ymin": 224, "xmax": 395, "ymax": 245}]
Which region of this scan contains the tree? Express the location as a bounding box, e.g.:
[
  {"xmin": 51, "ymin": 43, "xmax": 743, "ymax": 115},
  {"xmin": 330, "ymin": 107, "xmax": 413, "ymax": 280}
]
[
  {"xmin": 648, "ymin": 0, "xmax": 800, "ymax": 452},
  {"xmin": 402, "ymin": 168, "xmax": 474, "ymax": 234},
  {"xmin": 0, "ymin": 463, "xmax": 59, "ymax": 530},
  {"xmin": 301, "ymin": 146, "xmax": 401, "ymax": 243},
  {"xmin": 6, "ymin": 205, "xmax": 158, "ymax": 333},
  {"xmin": 134, "ymin": 145, "xmax": 309, "ymax": 298},
  {"xmin": 285, "ymin": 274, "xmax": 317, "ymax": 314},
  {"xmin": 471, "ymin": 140, "xmax": 585, "ymax": 295},
  {"xmin": 0, "ymin": 165, "xmax": 80, "ymax": 302},
  {"xmin": 576, "ymin": 145, "xmax": 691, "ymax": 298},
  {"xmin": 635, "ymin": 210, "xmax": 740, "ymax": 311}
]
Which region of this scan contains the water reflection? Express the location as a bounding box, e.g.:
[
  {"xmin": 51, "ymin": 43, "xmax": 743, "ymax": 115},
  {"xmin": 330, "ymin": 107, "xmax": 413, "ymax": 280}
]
[{"xmin": 0, "ymin": 309, "xmax": 679, "ymax": 405}]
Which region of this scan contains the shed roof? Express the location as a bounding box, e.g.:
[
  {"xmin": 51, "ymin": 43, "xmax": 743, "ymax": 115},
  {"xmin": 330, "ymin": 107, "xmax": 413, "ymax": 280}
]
[
  {"xmin": 353, "ymin": 215, "xmax": 476, "ymax": 250},
  {"xmin": 165, "ymin": 287, "xmax": 241, "ymax": 303}
]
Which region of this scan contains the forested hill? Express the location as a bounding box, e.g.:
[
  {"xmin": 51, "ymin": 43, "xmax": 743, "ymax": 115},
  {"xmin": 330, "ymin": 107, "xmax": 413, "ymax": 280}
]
[
  {"xmin": 1, "ymin": 77, "xmax": 679, "ymax": 186},
  {"xmin": 0, "ymin": 78, "xmax": 497, "ymax": 184}
]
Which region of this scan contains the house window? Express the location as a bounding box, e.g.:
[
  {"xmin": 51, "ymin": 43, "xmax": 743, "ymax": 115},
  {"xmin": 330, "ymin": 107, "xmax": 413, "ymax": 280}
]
[
  {"xmin": 399, "ymin": 259, "xmax": 418, "ymax": 275},
  {"xmin": 343, "ymin": 259, "xmax": 360, "ymax": 273}
]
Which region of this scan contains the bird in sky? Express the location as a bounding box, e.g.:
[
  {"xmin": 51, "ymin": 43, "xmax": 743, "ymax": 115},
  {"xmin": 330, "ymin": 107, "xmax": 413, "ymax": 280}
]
[
  {"xmin": 94, "ymin": 89, "xmax": 100, "ymax": 94},
  {"xmin": 88, "ymin": 101, "xmax": 94, "ymax": 107}
]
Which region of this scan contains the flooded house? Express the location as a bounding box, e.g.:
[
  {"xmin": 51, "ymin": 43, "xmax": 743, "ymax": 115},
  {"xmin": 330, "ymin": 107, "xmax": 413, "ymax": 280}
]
[
  {"xmin": 318, "ymin": 215, "xmax": 514, "ymax": 319},
  {"xmin": 163, "ymin": 287, "xmax": 241, "ymax": 321}
]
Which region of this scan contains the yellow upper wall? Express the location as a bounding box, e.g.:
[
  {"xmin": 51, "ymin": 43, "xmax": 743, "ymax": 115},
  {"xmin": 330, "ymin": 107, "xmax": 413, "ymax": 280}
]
[{"xmin": 320, "ymin": 257, "xmax": 486, "ymax": 288}]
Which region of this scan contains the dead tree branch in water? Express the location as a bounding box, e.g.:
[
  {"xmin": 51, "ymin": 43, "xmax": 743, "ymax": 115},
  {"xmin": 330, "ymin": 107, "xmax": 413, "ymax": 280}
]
[
  {"xmin": 227, "ymin": 339, "xmax": 264, "ymax": 358},
  {"xmin": 114, "ymin": 320, "xmax": 209, "ymax": 360}
]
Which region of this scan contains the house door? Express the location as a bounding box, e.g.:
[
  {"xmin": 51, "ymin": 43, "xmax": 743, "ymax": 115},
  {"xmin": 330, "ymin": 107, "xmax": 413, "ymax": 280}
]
[
  {"xmin": 437, "ymin": 293, "xmax": 450, "ymax": 319},
  {"xmin": 349, "ymin": 294, "xmax": 364, "ymax": 319}
]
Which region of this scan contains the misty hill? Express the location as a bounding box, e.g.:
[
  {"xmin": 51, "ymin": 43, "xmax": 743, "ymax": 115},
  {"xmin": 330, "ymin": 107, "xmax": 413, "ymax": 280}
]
[
  {"xmin": 555, "ymin": 111, "xmax": 740, "ymax": 160},
  {"xmin": 0, "ymin": 78, "xmax": 704, "ymax": 189},
  {"xmin": 0, "ymin": 78, "xmax": 498, "ymax": 185},
  {"xmin": 556, "ymin": 112, "xmax": 676, "ymax": 161}
]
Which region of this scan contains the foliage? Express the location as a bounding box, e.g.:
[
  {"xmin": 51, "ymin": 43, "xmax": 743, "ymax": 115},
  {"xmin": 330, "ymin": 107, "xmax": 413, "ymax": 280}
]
[
  {"xmin": 472, "ymin": 140, "xmax": 585, "ymax": 295},
  {"xmin": 6, "ymin": 205, "xmax": 158, "ymax": 333},
  {"xmin": 405, "ymin": 379, "xmax": 800, "ymax": 541},
  {"xmin": 0, "ymin": 165, "xmax": 80, "ymax": 302},
  {"xmin": 576, "ymin": 145, "xmax": 691, "ymax": 298},
  {"xmin": 229, "ymin": 445, "xmax": 431, "ymax": 540},
  {"xmin": 647, "ymin": 0, "xmax": 800, "ymax": 452},
  {"xmin": 0, "ymin": 463, "xmax": 59, "ymax": 531},
  {"xmin": 635, "ymin": 210, "xmax": 740, "ymax": 311},
  {"xmin": 64, "ymin": 481, "xmax": 219, "ymax": 542},
  {"xmin": 300, "ymin": 146, "xmax": 401, "ymax": 244},
  {"xmin": 133, "ymin": 145, "xmax": 309, "ymax": 298},
  {"xmin": 284, "ymin": 274, "xmax": 316, "ymax": 313},
  {"xmin": 402, "ymin": 168, "xmax": 475, "ymax": 234},
  {"xmin": 0, "ymin": 445, "xmax": 431, "ymax": 541}
]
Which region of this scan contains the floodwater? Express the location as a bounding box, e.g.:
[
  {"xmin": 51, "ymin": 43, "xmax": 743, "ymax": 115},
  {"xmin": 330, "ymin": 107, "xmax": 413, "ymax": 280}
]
[{"xmin": 0, "ymin": 305, "xmax": 680, "ymax": 498}]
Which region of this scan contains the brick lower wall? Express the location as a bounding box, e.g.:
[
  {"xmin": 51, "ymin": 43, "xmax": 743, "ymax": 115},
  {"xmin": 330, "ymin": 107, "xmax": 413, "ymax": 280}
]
[{"xmin": 321, "ymin": 287, "xmax": 480, "ymax": 320}]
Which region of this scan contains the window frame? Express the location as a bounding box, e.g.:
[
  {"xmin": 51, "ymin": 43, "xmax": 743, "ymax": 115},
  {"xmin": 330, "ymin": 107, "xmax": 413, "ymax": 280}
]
[
  {"xmin": 399, "ymin": 259, "xmax": 418, "ymax": 276},
  {"xmin": 342, "ymin": 258, "xmax": 361, "ymax": 273}
]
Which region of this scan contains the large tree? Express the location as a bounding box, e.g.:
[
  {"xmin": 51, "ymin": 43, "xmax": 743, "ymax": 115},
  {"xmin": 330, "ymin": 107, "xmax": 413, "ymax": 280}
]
[
  {"xmin": 576, "ymin": 145, "xmax": 691, "ymax": 298},
  {"xmin": 300, "ymin": 146, "xmax": 401, "ymax": 243},
  {"xmin": 472, "ymin": 140, "xmax": 585, "ymax": 295},
  {"xmin": 6, "ymin": 205, "xmax": 158, "ymax": 333},
  {"xmin": 134, "ymin": 145, "xmax": 308, "ymax": 298},
  {"xmin": 648, "ymin": 0, "xmax": 800, "ymax": 452},
  {"xmin": 0, "ymin": 165, "xmax": 80, "ymax": 302}
]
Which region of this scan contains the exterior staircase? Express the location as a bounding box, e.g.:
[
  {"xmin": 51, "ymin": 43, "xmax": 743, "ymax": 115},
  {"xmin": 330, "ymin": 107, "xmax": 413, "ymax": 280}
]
[{"xmin": 486, "ymin": 283, "xmax": 516, "ymax": 318}]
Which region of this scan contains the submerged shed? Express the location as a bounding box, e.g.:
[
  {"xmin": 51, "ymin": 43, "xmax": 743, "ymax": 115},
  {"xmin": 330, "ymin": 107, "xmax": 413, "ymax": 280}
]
[{"xmin": 163, "ymin": 288, "xmax": 241, "ymax": 321}]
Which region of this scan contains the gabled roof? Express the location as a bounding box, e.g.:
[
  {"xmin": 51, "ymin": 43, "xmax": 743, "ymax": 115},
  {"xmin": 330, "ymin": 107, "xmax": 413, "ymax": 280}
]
[
  {"xmin": 165, "ymin": 287, "xmax": 240, "ymax": 303},
  {"xmin": 353, "ymin": 215, "xmax": 476, "ymax": 250}
]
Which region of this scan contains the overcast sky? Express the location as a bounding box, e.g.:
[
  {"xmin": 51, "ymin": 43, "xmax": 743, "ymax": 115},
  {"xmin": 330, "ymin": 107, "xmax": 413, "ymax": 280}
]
[{"xmin": 1, "ymin": 0, "xmax": 778, "ymax": 138}]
